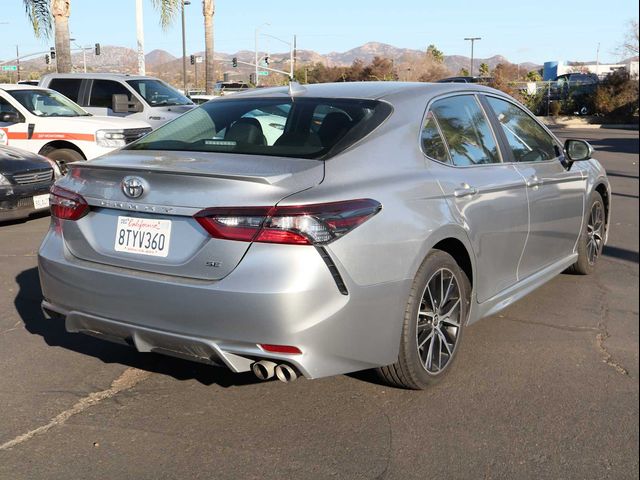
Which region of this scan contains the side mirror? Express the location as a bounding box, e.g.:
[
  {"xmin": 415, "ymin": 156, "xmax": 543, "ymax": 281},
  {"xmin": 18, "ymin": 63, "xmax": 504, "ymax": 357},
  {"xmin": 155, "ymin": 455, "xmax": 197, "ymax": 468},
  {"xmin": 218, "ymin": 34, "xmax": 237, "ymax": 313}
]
[
  {"xmin": 112, "ymin": 94, "xmax": 143, "ymax": 113},
  {"xmin": 0, "ymin": 111, "xmax": 23, "ymax": 123},
  {"xmin": 564, "ymin": 139, "xmax": 593, "ymax": 161}
]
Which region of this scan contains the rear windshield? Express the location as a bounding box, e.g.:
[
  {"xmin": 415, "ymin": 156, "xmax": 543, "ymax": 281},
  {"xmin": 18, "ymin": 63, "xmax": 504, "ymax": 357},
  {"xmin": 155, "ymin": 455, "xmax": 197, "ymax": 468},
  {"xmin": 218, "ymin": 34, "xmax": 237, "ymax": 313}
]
[{"xmin": 128, "ymin": 97, "xmax": 392, "ymax": 160}]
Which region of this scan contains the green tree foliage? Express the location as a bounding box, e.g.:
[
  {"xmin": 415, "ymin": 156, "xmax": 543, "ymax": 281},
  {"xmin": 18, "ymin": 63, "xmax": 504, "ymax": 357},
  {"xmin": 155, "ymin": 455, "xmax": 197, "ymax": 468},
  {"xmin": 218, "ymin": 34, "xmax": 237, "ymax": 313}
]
[
  {"xmin": 478, "ymin": 63, "xmax": 490, "ymax": 77},
  {"xmin": 426, "ymin": 44, "xmax": 444, "ymax": 63},
  {"xmin": 594, "ymin": 70, "xmax": 639, "ymax": 120},
  {"xmin": 458, "ymin": 68, "xmax": 470, "ymax": 76},
  {"xmin": 527, "ymin": 70, "xmax": 543, "ymax": 82}
]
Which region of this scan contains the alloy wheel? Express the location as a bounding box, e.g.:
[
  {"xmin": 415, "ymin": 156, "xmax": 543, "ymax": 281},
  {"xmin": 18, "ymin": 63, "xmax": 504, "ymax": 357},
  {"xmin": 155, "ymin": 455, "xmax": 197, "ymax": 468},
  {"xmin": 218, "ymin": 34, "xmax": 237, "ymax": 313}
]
[
  {"xmin": 416, "ymin": 268, "xmax": 462, "ymax": 374},
  {"xmin": 586, "ymin": 201, "xmax": 604, "ymax": 265}
]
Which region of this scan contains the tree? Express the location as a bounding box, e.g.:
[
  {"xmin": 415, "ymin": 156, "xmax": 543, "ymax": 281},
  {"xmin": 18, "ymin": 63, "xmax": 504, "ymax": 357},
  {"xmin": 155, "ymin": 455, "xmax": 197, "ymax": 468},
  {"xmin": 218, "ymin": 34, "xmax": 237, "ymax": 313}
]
[
  {"xmin": 152, "ymin": 0, "xmax": 216, "ymax": 94},
  {"xmin": 527, "ymin": 70, "xmax": 542, "ymax": 82},
  {"xmin": 426, "ymin": 44, "xmax": 444, "ymax": 63},
  {"xmin": 619, "ymin": 19, "xmax": 639, "ymax": 58},
  {"xmin": 478, "ymin": 62, "xmax": 490, "ymax": 77},
  {"xmin": 202, "ymin": 0, "xmax": 215, "ymax": 94},
  {"xmin": 24, "ymin": 0, "xmax": 72, "ymax": 73},
  {"xmin": 458, "ymin": 68, "xmax": 470, "ymax": 76}
]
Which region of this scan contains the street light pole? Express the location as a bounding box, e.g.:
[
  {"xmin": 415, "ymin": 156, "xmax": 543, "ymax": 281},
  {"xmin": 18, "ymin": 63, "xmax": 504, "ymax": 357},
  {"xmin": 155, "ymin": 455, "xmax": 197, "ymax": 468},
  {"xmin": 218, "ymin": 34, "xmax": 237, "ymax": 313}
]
[
  {"xmin": 254, "ymin": 23, "xmax": 270, "ymax": 86},
  {"xmin": 181, "ymin": 0, "xmax": 191, "ymax": 94},
  {"xmin": 464, "ymin": 37, "xmax": 481, "ymax": 76}
]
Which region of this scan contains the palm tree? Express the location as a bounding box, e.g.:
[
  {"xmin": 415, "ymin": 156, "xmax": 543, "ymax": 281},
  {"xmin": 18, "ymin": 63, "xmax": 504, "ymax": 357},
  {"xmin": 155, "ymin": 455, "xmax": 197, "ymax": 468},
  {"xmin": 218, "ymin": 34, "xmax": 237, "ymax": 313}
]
[
  {"xmin": 23, "ymin": 0, "xmax": 72, "ymax": 73},
  {"xmin": 202, "ymin": 0, "xmax": 215, "ymax": 95},
  {"xmin": 152, "ymin": 0, "xmax": 216, "ymax": 94}
]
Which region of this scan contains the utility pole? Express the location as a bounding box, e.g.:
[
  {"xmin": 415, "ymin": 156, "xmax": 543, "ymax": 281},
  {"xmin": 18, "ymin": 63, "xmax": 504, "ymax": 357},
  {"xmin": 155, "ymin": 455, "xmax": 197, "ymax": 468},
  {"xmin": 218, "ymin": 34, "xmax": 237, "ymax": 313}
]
[
  {"xmin": 596, "ymin": 42, "xmax": 600, "ymax": 76},
  {"xmin": 181, "ymin": 0, "xmax": 190, "ymax": 93},
  {"xmin": 464, "ymin": 37, "xmax": 481, "ymax": 77},
  {"xmin": 293, "ymin": 34, "xmax": 297, "ymax": 79},
  {"xmin": 15, "ymin": 45, "xmax": 20, "ymax": 82},
  {"xmin": 135, "ymin": 0, "xmax": 145, "ymax": 75}
]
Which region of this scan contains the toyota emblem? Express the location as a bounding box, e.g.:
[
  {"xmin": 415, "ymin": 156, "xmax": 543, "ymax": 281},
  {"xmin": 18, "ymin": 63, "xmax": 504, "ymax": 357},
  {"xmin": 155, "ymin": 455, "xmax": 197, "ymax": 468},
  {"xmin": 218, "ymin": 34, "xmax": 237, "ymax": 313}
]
[{"xmin": 122, "ymin": 176, "xmax": 145, "ymax": 199}]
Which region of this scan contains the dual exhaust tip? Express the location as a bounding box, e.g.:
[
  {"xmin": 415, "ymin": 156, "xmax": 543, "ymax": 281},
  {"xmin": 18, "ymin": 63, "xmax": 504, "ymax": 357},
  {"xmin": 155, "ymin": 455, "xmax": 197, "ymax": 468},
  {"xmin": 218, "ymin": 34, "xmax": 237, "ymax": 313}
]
[{"xmin": 252, "ymin": 360, "xmax": 298, "ymax": 383}]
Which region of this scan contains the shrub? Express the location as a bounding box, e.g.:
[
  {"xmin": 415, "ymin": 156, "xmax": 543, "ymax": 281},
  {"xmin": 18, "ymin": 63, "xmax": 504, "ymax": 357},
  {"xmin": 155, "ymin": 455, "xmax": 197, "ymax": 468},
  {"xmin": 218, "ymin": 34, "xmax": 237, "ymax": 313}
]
[{"xmin": 593, "ymin": 70, "xmax": 639, "ymax": 121}]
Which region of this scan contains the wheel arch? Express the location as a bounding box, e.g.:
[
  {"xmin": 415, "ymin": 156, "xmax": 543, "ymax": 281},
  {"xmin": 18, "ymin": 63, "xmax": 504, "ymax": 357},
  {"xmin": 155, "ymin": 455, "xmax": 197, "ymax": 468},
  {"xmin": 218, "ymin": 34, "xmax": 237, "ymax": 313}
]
[
  {"xmin": 413, "ymin": 225, "xmax": 476, "ymax": 290},
  {"xmin": 38, "ymin": 141, "xmax": 87, "ymax": 159}
]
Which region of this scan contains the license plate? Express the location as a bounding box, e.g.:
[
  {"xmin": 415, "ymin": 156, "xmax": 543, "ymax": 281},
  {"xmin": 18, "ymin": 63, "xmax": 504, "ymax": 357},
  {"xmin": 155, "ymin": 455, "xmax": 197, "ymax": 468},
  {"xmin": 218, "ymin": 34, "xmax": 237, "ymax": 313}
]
[
  {"xmin": 114, "ymin": 216, "xmax": 172, "ymax": 257},
  {"xmin": 33, "ymin": 194, "xmax": 50, "ymax": 210}
]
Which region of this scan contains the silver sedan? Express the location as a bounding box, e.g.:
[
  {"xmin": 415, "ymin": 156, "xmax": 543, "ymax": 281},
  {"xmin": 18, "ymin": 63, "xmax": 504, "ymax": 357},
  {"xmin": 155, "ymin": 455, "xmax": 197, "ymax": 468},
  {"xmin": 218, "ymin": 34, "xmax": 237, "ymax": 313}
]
[{"xmin": 38, "ymin": 82, "xmax": 610, "ymax": 389}]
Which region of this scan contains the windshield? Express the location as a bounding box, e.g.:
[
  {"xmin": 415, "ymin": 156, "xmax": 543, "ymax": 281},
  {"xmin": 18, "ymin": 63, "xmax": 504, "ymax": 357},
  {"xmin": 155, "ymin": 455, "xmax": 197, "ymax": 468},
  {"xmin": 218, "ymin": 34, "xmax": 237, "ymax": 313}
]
[
  {"xmin": 8, "ymin": 89, "xmax": 90, "ymax": 117},
  {"xmin": 127, "ymin": 79, "xmax": 193, "ymax": 107},
  {"xmin": 129, "ymin": 97, "xmax": 392, "ymax": 160}
]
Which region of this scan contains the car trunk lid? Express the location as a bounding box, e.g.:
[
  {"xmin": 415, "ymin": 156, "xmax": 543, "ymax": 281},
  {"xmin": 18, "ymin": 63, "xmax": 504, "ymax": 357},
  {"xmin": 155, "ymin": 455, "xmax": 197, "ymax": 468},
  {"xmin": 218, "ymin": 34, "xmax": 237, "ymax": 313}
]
[{"xmin": 56, "ymin": 150, "xmax": 323, "ymax": 280}]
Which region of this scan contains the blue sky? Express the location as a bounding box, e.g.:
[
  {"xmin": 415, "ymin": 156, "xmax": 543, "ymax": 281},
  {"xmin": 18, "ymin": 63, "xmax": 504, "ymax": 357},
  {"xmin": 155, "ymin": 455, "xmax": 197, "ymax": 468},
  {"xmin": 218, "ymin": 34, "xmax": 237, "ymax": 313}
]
[{"xmin": 1, "ymin": 0, "xmax": 637, "ymax": 65}]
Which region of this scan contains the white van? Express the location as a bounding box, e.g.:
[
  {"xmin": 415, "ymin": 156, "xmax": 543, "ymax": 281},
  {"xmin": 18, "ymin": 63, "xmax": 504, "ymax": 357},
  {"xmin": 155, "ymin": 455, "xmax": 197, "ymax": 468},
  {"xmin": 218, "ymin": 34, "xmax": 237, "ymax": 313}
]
[
  {"xmin": 40, "ymin": 73, "xmax": 195, "ymax": 129},
  {"xmin": 0, "ymin": 84, "xmax": 151, "ymax": 169}
]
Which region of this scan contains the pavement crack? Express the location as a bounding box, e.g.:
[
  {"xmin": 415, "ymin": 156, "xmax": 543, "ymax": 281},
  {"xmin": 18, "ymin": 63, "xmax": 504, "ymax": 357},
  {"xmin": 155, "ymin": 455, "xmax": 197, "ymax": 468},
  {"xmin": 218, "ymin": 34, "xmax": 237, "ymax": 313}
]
[
  {"xmin": 497, "ymin": 316, "xmax": 600, "ymax": 333},
  {"xmin": 0, "ymin": 321, "xmax": 22, "ymax": 336},
  {"xmin": 0, "ymin": 368, "xmax": 151, "ymax": 451},
  {"xmin": 595, "ymin": 289, "xmax": 629, "ymax": 376}
]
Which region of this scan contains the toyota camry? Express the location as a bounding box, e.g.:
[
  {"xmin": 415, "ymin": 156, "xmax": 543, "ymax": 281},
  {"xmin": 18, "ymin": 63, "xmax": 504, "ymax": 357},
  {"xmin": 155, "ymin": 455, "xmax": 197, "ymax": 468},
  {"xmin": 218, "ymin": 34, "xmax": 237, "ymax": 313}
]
[{"xmin": 38, "ymin": 82, "xmax": 610, "ymax": 389}]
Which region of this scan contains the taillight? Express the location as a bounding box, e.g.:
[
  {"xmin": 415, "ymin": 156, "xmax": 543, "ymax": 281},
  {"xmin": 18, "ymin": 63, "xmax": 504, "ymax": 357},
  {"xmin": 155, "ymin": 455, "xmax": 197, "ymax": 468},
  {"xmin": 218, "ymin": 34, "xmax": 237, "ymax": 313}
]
[
  {"xmin": 195, "ymin": 199, "xmax": 381, "ymax": 245},
  {"xmin": 259, "ymin": 344, "xmax": 303, "ymax": 355},
  {"xmin": 50, "ymin": 185, "xmax": 89, "ymax": 220}
]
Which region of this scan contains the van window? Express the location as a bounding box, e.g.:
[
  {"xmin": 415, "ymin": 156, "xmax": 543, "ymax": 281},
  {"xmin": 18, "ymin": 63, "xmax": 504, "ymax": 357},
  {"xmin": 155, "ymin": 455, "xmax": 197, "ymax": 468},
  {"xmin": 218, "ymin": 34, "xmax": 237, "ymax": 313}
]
[
  {"xmin": 89, "ymin": 80, "xmax": 132, "ymax": 108},
  {"xmin": 48, "ymin": 78, "xmax": 83, "ymax": 103},
  {"xmin": 127, "ymin": 79, "xmax": 192, "ymax": 107}
]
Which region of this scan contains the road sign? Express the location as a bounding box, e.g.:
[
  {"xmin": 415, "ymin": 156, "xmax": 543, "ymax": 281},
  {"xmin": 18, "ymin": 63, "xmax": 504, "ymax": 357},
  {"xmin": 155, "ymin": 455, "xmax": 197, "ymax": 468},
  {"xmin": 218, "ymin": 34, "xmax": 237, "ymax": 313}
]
[
  {"xmin": 2, "ymin": 66, "xmax": 17, "ymax": 71},
  {"xmin": 195, "ymin": 56, "xmax": 204, "ymax": 64},
  {"xmin": 258, "ymin": 71, "xmax": 269, "ymax": 76}
]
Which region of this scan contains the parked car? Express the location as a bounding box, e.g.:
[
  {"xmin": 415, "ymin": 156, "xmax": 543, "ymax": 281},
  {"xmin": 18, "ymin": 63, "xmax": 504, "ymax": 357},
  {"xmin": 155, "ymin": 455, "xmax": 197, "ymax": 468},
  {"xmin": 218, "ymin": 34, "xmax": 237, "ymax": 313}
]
[
  {"xmin": 0, "ymin": 145, "xmax": 58, "ymax": 222},
  {"xmin": 0, "ymin": 84, "xmax": 151, "ymax": 171},
  {"xmin": 40, "ymin": 73, "xmax": 195, "ymax": 129},
  {"xmin": 38, "ymin": 82, "xmax": 610, "ymax": 389},
  {"xmin": 436, "ymin": 76, "xmax": 492, "ymax": 84},
  {"xmin": 213, "ymin": 81, "xmax": 251, "ymax": 96}
]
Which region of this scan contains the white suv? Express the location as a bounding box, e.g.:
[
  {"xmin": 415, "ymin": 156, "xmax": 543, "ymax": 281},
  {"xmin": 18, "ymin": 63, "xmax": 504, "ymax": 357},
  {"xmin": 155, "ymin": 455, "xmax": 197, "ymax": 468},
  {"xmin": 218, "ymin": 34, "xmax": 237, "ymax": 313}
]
[{"xmin": 0, "ymin": 84, "xmax": 151, "ymax": 169}]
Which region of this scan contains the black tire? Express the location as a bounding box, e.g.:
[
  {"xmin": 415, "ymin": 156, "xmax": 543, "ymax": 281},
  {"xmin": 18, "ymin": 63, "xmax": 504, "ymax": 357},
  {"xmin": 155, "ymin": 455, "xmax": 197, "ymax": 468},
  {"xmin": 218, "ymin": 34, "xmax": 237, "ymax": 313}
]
[
  {"xmin": 568, "ymin": 191, "xmax": 606, "ymax": 275},
  {"xmin": 43, "ymin": 148, "xmax": 85, "ymax": 174},
  {"xmin": 377, "ymin": 250, "xmax": 471, "ymax": 390}
]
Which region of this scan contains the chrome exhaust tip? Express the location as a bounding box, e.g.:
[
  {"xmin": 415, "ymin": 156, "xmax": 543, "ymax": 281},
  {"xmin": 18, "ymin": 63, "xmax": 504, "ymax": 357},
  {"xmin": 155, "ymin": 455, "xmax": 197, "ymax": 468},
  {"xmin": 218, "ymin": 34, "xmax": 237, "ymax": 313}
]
[
  {"xmin": 252, "ymin": 360, "xmax": 277, "ymax": 380},
  {"xmin": 274, "ymin": 364, "xmax": 298, "ymax": 383}
]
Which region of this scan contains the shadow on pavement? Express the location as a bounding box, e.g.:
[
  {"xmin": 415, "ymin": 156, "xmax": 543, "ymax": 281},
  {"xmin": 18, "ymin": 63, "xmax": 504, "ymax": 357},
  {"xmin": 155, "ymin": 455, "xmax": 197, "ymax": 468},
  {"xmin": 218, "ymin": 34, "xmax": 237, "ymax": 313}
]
[
  {"xmin": 14, "ymin": 267, "xmax": 262, "ymax": 388},
  {"xmin": 590, "ymin": 137, "xmax": 640, "ymax": 155},
  {"xmin": 603, "ymin": 245, "xmax": 640, "ymax": 264}
]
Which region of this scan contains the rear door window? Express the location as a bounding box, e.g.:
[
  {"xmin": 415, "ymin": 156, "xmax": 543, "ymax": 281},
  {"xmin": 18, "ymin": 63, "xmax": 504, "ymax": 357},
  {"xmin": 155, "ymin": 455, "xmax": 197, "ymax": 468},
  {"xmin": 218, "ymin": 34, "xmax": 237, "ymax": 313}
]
[
  {"xmin": 430, "ymin": 95, "xmax": 501, "ymax": 166},
  {"xmin": 48, "ymin": 78, "xmax": 83, "ymax": 103},
  {"xmin": 89, "ymin": 80, "xmax": 132, "ymax": 108},
  {"xmin": 484, "ymin": 96, "xmax": 558, "ymax": 163}
]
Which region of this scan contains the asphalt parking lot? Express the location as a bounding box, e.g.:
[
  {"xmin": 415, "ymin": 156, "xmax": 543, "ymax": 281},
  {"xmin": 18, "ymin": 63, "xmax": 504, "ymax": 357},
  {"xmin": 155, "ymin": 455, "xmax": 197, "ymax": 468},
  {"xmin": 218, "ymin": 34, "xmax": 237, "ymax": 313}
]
[{"xmin": 0, "ymin": 128, "xmax": 638, "ymax": 480}]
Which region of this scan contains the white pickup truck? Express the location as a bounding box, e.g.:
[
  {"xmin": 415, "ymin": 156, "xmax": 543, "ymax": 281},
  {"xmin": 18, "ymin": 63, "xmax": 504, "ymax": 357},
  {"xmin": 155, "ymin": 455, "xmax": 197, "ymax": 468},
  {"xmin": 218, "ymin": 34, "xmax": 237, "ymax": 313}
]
[{"xmin": 0, "ymin": 84, "xmax": 151, "ymax": 170}]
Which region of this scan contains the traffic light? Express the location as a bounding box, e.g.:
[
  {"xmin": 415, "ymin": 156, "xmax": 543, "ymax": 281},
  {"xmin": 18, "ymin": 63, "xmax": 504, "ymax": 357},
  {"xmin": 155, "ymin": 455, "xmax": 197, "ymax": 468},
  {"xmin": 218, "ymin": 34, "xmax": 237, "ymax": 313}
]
[
  {"xmin": 249, "ymin": 73, "xmax": 256, "ymax": 85},
  {"xmin": 264, "ymin": 56, "xmax": 269, "ymax": 65},
  {"xmin": 49, "ymin": 47, "xmax": 56, "ymax": 60},
  {"xmin": 190, "ymin": 55, "xmax": 195, "ymax": 65},
  {"xmin": 45, "ymin": 54, "xmax": 50, "ymax": 65},
  {"xmin": 94, "ymin": 43, "xmax": 101, "ymax": 55},
  {"xmin": 232, "ymin": 57, "xmax": 238, "ymax": 68}
]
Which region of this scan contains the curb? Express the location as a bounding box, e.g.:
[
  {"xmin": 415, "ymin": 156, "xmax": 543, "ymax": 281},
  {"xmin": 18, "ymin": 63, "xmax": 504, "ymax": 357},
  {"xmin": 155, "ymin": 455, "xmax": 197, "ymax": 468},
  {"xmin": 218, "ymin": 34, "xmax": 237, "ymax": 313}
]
[{"xmin": 537, "ymin": 116, "xmax": 639, "ymax": 131}]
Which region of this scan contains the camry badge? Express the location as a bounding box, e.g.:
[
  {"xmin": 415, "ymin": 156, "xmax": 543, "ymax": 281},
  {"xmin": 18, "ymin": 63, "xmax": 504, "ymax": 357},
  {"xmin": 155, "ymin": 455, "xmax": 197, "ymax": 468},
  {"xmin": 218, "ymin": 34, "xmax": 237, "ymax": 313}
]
[{"xmin": 122, "ymin": 176, "xmax": 145, "ymax": 199}]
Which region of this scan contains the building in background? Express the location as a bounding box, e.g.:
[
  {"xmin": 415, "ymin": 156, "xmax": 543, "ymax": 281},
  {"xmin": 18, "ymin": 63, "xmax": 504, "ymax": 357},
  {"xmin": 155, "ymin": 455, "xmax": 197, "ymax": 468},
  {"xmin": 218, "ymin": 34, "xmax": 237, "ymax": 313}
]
[{"xmin": 543, "ymin": 60, "xmax": 639, "ymax": 80}]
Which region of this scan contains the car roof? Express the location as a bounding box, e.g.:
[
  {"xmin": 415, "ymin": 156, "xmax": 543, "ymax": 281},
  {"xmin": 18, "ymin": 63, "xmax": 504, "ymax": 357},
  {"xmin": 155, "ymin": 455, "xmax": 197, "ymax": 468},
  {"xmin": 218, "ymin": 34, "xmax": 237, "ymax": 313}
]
[
  {"xmin": 0, "ymin": 83, "xmax": 52, "ymax": 92},
  {"xmin": 229, "ymin": 81, "xmax": 504, "ymax": 102},
  {"xmin": 41, "ymin": 73, "xmax": 159, "ymax": 81}
]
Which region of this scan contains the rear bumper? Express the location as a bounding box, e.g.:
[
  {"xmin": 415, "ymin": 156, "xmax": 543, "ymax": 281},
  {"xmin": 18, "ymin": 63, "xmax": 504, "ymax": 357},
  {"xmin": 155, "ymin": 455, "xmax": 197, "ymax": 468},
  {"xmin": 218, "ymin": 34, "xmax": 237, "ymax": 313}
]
[
  {"xmin": 38, "ymin": 227, "xmax": 409, "ymax": 379},
  {"xmin": 0, "ymin": 184, "xmax": 51, "ymax": 222}
]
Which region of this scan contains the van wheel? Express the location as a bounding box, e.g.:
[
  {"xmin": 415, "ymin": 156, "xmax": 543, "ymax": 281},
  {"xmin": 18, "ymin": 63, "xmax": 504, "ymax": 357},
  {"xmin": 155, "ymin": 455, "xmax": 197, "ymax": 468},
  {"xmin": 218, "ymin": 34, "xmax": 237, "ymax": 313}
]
[
  {"xmin": 377, "ymin": 250, "xmax": 471, "ymax": 390},
  {"xmin": 43, "ymin": 148, "xmax": 85, "ymax": 175}
]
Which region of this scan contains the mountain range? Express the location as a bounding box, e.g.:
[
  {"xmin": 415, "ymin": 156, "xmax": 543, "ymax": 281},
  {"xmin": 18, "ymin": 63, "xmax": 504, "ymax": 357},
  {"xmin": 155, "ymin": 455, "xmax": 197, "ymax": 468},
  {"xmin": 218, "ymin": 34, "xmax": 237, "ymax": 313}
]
[{"xmin": 17, "ymin": 41, "xmax": 541, "ymax": 82}]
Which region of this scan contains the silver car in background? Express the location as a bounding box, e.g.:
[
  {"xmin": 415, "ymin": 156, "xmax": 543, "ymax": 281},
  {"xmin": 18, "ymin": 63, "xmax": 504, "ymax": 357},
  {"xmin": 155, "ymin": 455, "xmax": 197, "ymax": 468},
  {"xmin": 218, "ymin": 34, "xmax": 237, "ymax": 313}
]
[{"xmin": 38, "ymin": 82, "xmax": 610, "ymax": 389}]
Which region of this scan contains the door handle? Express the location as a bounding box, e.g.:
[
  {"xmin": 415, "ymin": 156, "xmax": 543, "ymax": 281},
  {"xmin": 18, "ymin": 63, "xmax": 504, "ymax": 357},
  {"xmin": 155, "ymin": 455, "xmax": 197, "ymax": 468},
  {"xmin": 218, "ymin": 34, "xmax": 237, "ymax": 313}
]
[
  {"xmin": 454, "ymin": 183, "xmax": 479, "ymax": 198},
  {"xmin": 526, "ymin": 175, "xmax": 543, "ymax": 188}
]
